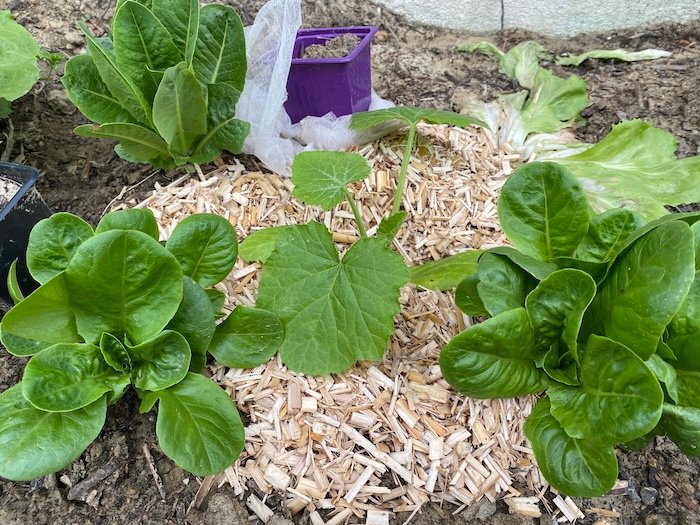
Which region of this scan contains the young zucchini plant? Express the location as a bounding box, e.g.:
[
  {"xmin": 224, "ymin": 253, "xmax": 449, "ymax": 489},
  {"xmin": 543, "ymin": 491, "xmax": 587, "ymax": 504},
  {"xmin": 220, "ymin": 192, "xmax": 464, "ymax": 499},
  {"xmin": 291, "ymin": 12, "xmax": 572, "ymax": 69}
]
[
  {"xmin": 439, "ymin": 161, "xmax": 700, "ymax": 497},
  {"xmin": 62, "ymin": 0, "xmax": 249, "ymax": 168},
  {"xmin": 236, "ymin": 151, "xmax": 409, "ymax": 375},
  {"xmin": 0, "ymin": 209, "xmax": 283, "ymax": 481}
]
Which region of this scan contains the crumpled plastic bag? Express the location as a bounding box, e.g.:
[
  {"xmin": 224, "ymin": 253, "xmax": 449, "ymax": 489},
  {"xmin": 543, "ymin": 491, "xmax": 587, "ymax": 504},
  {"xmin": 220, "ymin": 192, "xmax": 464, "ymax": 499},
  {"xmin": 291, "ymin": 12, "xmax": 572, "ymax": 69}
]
[{"xmin": 234, "ymin": 0, "xmax": 393, "ymax": 177}]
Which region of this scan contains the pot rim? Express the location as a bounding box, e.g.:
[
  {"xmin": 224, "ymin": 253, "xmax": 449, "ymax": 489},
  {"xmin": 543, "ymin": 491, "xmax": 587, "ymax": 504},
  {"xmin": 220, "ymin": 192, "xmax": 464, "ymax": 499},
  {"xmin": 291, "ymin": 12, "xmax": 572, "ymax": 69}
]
[{"xmin": 0, "ymin": 161, "xmax": 39, "ymax": 222}]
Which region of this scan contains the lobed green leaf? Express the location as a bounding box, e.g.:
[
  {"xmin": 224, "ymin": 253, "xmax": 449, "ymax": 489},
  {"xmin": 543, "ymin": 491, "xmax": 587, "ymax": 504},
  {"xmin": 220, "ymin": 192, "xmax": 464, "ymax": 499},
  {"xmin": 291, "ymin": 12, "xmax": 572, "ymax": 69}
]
[
  {"xmin": 291, "ymin": 151, "xmax": 370, "ymax": 210},
  {"xmin": 256, "ymin": 222, "xmax": 408, "ymax": 374}
]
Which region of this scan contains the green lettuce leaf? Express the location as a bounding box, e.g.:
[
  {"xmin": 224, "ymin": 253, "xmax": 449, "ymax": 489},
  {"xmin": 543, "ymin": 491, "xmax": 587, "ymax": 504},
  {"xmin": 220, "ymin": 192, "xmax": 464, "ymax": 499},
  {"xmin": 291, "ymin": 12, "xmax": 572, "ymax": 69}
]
[
  {"xmin": 22, "ymin": 343, "xmax": 129, "ymax": 412},
  {"xmin": 556, "ymin": 48, "xmax": 671, "ymax": 67},
  {"xmin": 65, "ymin": 230, "xmax": 183, "ymax": 344},
  {"xmin": 439, "ymin": 308, "xmax": 545, "ymax": 398},
  {"xmin": 26, "ymin": 213, "xmax": 95, "ymax": 285},
  {"xmin": 152, "ymin": 0, "xmax": 200, "ymax": 66},
  {"xmin": 497, "ymin": 162, "xmax": 590, "ymax": 261},
  {"xmin": 140, "ymin": 372, "xmax": 244, "ymax": 476},
  {"xmin": 62, "ymin": 54, "xmax": 135, "ymax": 124},
  {"xmin": 409, "ymin": 249, "xmax": 481, "ymax": 291},
  {"xmin": 152, "ymin": 62, "xmax": 207, "ymax": 156},
  {"xmin": 192, "ymin": 4, "xmax": 246, "ymax": 90},
  {"xmin": 524, "ymin": 396, "xmax": 618, "ymax": 497},
  {"xmin": 549, "ymin": 120, "xmax": 700, "ymax": 220},
  {"xmin": 548, "ymin": 335, "xmax": 663, "ymax": 445},
  {"xmin": 0, "ymin": 384, "xmax": 107, "ymax": 481},
  {"xmin": 0, "ymin": 10, "xmax": 40, "ymax": 102},
  {"xmin": 586, "ymin": 221, "xmax": 695, "ymax": 359},
  {"xmin": 165, "ymin": 213, "xmax": 238, "ymax": 287},
  {"xmin": 112, "ymin": 0, "xmax": 181, "ymax": 89},
  {"xmin": 209, "ymin": 306, "xmax": 284, "ymax": 369},
  {"xmin": 95, "ymin": 208, "xmax": 160, "ymax": 239},
  {"xmin": 128, "ymin": 330, "xmax": 190, "ymax": 391}
]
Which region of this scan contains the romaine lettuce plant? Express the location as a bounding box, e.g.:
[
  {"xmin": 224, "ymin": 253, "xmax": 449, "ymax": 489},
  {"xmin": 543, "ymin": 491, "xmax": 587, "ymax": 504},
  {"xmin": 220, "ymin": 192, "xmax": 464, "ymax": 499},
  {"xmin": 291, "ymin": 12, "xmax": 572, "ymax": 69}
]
[
  {"xmin": 62, "ymin": 0, "xmax": 249, "ymax": 168},
  {"xmin": 439, "ymin": 161, "xmax": 700, "ymax": 496},
  {"xmin": 0, "ymin": 209, "xmax": 283, "ymax": 481}
]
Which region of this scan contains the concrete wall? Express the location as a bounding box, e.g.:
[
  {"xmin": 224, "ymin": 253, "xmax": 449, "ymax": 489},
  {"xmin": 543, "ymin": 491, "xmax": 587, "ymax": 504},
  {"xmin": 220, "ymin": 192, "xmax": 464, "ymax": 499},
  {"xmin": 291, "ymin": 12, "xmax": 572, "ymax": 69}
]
[{"xmin": 373, "ymin": 0, "xmax": 700, "ymax": 37}]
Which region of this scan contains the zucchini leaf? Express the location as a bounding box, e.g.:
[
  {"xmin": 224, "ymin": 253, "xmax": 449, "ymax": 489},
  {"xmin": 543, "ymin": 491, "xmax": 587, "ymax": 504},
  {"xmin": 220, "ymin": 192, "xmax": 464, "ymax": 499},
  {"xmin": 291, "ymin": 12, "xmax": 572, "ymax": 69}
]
[{"xmin": 256, "ymin": 222, "xmax": 408, "ymax": 374}]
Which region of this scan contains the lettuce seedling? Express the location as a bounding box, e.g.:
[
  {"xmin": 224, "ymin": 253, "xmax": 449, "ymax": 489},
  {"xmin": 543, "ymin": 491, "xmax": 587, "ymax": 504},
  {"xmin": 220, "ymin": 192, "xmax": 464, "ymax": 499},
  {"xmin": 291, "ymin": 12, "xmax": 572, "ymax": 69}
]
[
  {"xmin": 238, "ymin": 151, "xmax": 409, "ymax": 375},
  {"xmin": 62, "ymin": 0, "xmax": 249, "ymax": 168},
  {"xmin": 0, "ymin": 209, "xmax": 282, "ymax": 480},
  {"xmin": 439, "ymin": 161, "xmax": 700, "ymax": 496}
]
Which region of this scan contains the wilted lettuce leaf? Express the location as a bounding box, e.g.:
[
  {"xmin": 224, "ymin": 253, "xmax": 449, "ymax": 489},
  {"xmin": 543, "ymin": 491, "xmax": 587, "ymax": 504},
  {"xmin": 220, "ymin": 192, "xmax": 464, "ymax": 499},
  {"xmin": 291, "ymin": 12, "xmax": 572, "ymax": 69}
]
[{"xmin": 549, "ymin": 120, "xmax": 700, "ymax": 220}]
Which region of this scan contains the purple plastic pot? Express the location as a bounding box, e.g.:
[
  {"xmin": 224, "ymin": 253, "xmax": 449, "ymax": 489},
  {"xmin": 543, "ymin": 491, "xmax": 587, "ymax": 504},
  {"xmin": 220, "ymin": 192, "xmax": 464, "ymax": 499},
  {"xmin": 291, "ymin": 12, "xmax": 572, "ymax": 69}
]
[{"xmin": 285, "ymin": 26, "xmax": 378, "ymax": 124}]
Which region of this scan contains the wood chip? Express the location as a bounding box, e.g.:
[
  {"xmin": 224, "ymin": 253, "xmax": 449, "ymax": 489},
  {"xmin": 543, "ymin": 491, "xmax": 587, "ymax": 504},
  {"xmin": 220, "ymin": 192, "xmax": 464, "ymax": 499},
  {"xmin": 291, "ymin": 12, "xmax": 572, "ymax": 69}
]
[
  {"xmin": 246, "ymin": 494, "xmax": 274, "ymax": 523},
  {"xmin": 505, "ymin": 496, "xmax": 542, "ymax": 518}
]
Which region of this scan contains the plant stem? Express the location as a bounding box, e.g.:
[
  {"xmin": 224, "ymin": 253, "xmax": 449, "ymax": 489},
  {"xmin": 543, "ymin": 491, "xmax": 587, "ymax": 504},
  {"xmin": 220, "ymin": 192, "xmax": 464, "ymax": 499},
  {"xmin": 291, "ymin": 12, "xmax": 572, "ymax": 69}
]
[
  {"xmin": 391, "ymin": 125, "xmax": 417, "ymax": 215},
  {"xmin": 345, "ymin": 189, "xmax": 367, "ymax": 239}
]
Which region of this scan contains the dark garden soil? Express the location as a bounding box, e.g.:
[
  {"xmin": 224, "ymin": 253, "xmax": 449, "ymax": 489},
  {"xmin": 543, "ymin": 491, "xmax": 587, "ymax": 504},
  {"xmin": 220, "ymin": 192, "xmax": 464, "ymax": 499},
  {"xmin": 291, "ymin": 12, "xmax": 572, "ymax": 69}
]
[{"xmin": 0, "ymin": 0, "xmax": 699, "ymax": 524}]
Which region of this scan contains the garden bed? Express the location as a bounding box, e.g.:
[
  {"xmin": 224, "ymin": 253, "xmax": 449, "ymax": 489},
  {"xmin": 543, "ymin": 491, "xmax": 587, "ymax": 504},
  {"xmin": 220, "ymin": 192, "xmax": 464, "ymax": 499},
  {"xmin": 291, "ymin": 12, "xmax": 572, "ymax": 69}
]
[{"xmin": 0, "ymin": 1, "xmax": 699, "ymax": 524}]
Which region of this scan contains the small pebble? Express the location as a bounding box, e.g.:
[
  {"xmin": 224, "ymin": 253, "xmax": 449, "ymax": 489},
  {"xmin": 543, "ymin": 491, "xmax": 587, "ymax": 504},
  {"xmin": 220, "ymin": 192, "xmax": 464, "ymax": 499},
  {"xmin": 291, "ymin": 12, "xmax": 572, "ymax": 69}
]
[
  {"xmin": 640, "ymin": 486, "xmax": 658, "ymax": 506},
  {"xmin": 475, "ymin": 499, "xmax": 497, "ymax": 521}
]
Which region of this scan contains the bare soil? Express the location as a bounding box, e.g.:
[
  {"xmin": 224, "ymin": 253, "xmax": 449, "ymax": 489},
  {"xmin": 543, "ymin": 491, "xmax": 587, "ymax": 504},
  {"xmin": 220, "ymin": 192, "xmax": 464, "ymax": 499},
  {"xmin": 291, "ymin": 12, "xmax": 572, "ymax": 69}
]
[
  {"xmin": 0, "ymin": 0, "xmax": 698, "ymax": 524},
  {"xmin": 301, "ymin": 34, "xmax": 361, "ymax": 59}
]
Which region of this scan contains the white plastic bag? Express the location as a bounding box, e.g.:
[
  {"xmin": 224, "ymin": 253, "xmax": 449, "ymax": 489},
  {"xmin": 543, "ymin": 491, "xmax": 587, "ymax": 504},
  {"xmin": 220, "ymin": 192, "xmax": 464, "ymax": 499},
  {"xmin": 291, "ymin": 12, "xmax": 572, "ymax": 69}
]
[{"xmin": 235, "ymin": 0, "xmax": 393, "ymax": 177}]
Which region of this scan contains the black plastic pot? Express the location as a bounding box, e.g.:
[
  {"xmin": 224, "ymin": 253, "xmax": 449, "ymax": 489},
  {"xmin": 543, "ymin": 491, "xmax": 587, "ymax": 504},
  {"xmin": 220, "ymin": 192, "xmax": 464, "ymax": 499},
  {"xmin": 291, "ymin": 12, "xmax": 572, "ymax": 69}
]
[{"xmin": 0, "ymin": 162, "xmax": 51, "ymax": 304}]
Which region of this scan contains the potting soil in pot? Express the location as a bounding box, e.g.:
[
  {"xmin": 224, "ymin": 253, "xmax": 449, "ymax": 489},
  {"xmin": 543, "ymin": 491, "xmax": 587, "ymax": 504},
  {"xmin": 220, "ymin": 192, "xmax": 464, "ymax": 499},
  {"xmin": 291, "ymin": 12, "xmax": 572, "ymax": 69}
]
[
  {"xmin": 301, "ymin": 33, "xmax": 361, "ymax": 59},
  {"xmin": 111, "ymin": 123, "xmax": 580, "ymax": 522},
  {"xmin": 0, "ymin": 178, "xmax": 20, "ymax": 211}
]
